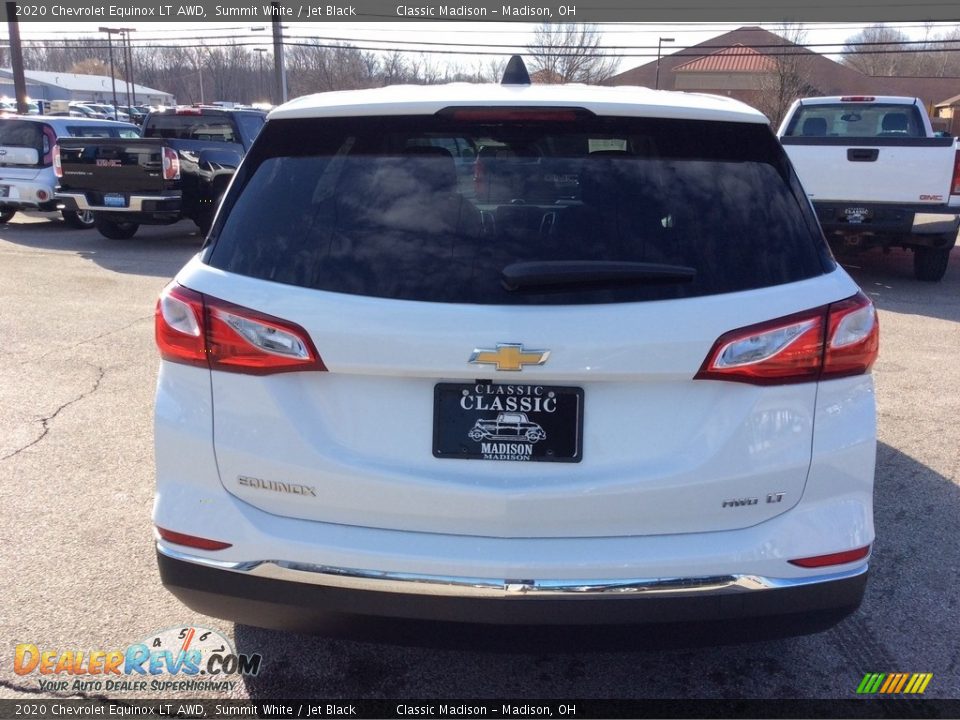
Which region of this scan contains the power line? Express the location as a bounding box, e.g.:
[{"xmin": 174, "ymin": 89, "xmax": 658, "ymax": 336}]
[
  {"xmin": 11, "ymin": 39, "xmax": 960, "ymax": 59},
  {"xmin": 10, "ymin": 34, "xmax": 960, "ymax": 52},
  {"xmin": 14, "ymin": 21, "xmax": 960, "ymax": 36}
]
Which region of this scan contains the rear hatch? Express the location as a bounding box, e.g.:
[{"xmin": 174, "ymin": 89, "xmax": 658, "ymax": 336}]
[
  {"xmin": 181, "ymin": 112, "xmax": 854, "ymax": 539},
  {"xmin": 57, "ymin": 137, "xmax": 171, "ymax": 198},
  {"xmin": 0, "ymin": 119, "xmax": 47, "ymax": 181},
  {"xmin": 779, "ymin": 101, "xmax": 957, "ymax": 204}
]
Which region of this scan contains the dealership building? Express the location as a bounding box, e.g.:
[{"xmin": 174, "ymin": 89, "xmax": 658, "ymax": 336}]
[{"xmin": 0, "ymin": 69, "xmax": 174, "ymax": 107}]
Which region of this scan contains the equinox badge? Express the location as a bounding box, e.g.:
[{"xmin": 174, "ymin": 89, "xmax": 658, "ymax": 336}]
[{"xmin": 469, "ymin": 343, "xmax": 550, "ymax": 372}]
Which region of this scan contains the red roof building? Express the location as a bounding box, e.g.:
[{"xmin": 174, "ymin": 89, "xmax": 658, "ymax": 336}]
[{"xmin": 608, "ymin": 27, "xmax": 960, "ymax": 124}]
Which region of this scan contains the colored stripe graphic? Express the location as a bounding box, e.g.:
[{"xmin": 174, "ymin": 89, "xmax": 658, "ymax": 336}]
[
  {"xmin": 858, "ymin": 673, "xmax": 932, "ymax": 694},
  {"xmin": 858, "ymin": 673, "xmax": 886, "ymax": 694}
]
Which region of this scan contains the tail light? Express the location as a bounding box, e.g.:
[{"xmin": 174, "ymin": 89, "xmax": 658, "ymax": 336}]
[
  {"xmin": 41, "ymin": 124, "xmax": 57, "ymax": 167},
  {"xmin": 156, "ymin": 526, "xmax": 232, "ymax": 551},
  {"xmin": 474, "ymin": 157, "xmax": 486, "ymax": 197},
  {"xmin": 695, "ymin": 292, "xmax": 878, "ymax": 385},
  {"xmin": 789, "ymin": 545, "xmax": 870, "ymax": 568},
  {"xmin": 162, "ymin": 147, "xmax": 180, "ymax": 181},
  {"xmin": 839, "ymin": 96, "xmax": 875, "ymax": 102},
  {"xmin": 53, "ymin": 143, "xmax": 62, "ymax": 178},
  {"xmin": 951, "ymin": 148, "xmax": 960, "ymax": 196},
  {"xmin": 155, "ymin": 282, "xmax": 326, "ymax": 375},
  {"xmin": 447, "ymin": 109, "xmax": 581, "ymax": 122}
]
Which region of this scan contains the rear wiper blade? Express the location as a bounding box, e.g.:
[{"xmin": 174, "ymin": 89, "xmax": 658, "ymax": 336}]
[{"xmin": 501, "ymin": 260, "xmax": 696, "ymax": 291}]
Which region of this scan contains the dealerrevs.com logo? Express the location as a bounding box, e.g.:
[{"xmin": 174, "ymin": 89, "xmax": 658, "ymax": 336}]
[
  {"xmin": 857, "ymin": 673, "xmax": 933, "ymax": 695},
  {"xmin": 14, "ymin": 626, "xmax": 261, "ymax": 693}
]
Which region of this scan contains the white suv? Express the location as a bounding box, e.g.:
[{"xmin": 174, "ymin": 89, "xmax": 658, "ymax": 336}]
[{"xmin": 153, "ymin": 60, "xmax": 878, "ymax": 635}]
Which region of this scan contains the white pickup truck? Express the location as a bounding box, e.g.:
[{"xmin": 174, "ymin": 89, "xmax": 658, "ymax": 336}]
[{"xmin": 778, "ymin": 95, "xmax": 960, "ymax": 281}]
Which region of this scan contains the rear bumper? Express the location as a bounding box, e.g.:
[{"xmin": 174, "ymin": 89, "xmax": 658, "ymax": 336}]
[
  {"xmin": 56, "ymin": 192, "xmax": 182, "ymax": 215},
  {"xmin": 813, "ymin": 201, "xmax": 960, "ymax": 245},
  {"xmin": 157, "ymin": 544, "xmax": 868, "ymax": 630},
  {"xmin": 0, "ymin": 178, "xmax": 56, "ymax": 209}
]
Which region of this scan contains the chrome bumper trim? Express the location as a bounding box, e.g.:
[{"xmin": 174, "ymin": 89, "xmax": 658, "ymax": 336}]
[
  {"xmin": 157, "ymin": 543, "xmax": 868, "ymax": 599},
  {"xmin": 56, "ymin": 192, "xmax": 180, "ymax": 212}
]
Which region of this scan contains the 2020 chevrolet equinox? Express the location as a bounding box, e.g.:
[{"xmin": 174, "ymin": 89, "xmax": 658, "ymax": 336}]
[{"xmin": 153, "ymin": 60, "xmax": 878, "ymax": 635}]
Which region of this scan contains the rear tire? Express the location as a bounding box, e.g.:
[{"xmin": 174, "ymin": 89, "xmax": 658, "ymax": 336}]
[
  {"xmin": 913, "ymin": 246, "xmax": 951, "ymax": 282},
  {"xmin": 94, "ymin": 216, "xmax": 139, "ymax": 240},
  {"xmin": 196, "ymin": 189, "xmax": 225, "ymax": 237},
  {"xmin": 61, "ymin": 209, "xmax": 96, "ymax": 229},
  {"xmin": 0, "ymin": 208, "xmax": 16, "ymax": 224},
  {"xmin": 196, "ymin": 212, "xmax": 214, "ymax": 237}
]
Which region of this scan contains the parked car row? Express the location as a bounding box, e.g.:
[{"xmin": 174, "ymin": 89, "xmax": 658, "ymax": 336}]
[
  {"xmin": 0, "ymin": 105, "xmax": 265, "ymax": 235},
  {"xmin": 0, "ymin": 115, "xmax": 140, "ymax": 228}
]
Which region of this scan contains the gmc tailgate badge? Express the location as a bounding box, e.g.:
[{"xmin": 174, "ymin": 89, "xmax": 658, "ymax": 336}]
[{"xmin": 469, "ymin": 344, "xmax": 550, "ymax": 371}]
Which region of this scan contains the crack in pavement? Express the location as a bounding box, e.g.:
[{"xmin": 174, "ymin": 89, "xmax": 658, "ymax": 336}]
[
  {"xmin": 0, "ymin": 365, "xmax": 106, "ymax": 462},
  {"xmin": 31, "ymin": 314, "xmax": 154, "ymax": 364}
]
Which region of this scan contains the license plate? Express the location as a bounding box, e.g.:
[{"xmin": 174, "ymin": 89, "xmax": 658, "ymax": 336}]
[
  {"xmin": 103, "ymin": 193, "xmax": 127, "ymax": 208},
  {"xmin": 843, "ymin": 207, "xmax": 872, "ymax": 224},
  {"xmin": 0, "ymin": 185, "xmax": 8, "ymax": 197},
  {"xmin": 433, "ymin": 383, "xmax": 583, "ymax": 463}
]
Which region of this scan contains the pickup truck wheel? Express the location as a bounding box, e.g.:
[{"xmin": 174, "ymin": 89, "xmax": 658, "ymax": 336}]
[
  {"xmin": 0, "ymin": 209, "xmax": 16, "ymax": 224},
  {"xmin": 913, "ymin": 246, "xmax": 952, "ymax": 282},
  {"xmin": 94, "ymin": 216, "xmax": 139, "ymax": 240},
  {"xmin": 61, "ymin": 209, "xmax": 96, "ymax": 229},
  {"xmin": 196, "ymin": 212, "xmax": 214, "ymax": 237},
  {"xmin": 196, "ymin": 189, "xmax": 225, "ymax": 237}
]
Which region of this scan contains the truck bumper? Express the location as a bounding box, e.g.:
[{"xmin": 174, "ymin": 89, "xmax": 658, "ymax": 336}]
[
  {"xmin": 56, "ymin": 191, "xmax": 182, "ymax": 223},
  {"xmin": 814, "ymin": 201, "xmax": 959, "ymax": 248}
]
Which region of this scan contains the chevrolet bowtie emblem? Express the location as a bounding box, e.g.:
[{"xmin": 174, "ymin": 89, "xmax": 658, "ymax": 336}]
[{"xmin": 469, "ymin": 344, "xmax": 550, "ymax": 372}]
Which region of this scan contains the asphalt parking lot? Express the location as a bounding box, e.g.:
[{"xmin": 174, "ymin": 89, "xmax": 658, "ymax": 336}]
[{"xmin": 0, "ymin": 211, "xmax": 958, "ymax": 702}]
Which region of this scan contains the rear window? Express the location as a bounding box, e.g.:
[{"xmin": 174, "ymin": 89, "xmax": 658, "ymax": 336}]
[
  {"xmin": 146, "ymin": 114, "xmax": 239, "ymax": 144},
  {"xmin": 0, "ymin": 119, "xmax": 43, "ymax": 150},
  {"xmin": 206, "ymin": 115, "xmax": 830, "ymax": 305},
  {"xmin": 65, "ymin": 125, "xmax": 140, "ymax": 138},
  {"xmin": 782, "ymin": 103, "xmax": 926, "ymax": 138}
]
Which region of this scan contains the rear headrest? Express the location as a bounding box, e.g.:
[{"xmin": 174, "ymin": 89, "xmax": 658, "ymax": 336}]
[
  {"xmin": 801, "ymin": 117, "xmax": 827, "ymax": 136},
  {"xmin": 401, "ymin": 145, "xmax": 457, "ymax": 193},
  {"xmin": 335, "ymin": 155, "xmax": 457, "ymax": 231},
  {"xmin": 881, "ymin": 113, "xmax": 908, "ymax": 132}
]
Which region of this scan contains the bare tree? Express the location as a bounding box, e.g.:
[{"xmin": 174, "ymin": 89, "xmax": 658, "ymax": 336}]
[
  {"xmin": 841, "ymin": 24, "xmax": 914, "ymax": 76},
  {"xmin": 754, "ymin": 24, "xmax": 819, "ymax": 127},
  {"xmin": 526, "ymin": 23, "xmax": 619, "ymax": 84},
  {"xmin": 842, "ymin": 24, "xmax": 960, "ymax": 78},
  {"xmin": 69, "ymin": 59, "xmax": 111, "ymax": 76}
]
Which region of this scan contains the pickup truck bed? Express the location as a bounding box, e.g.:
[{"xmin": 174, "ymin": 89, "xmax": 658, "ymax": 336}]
[
  {"xmin": 55, "ymin": 107, "xmax": 264, "ymax": 239},
  {"xmin": 778, "ymin": 96, "xmax": 960, "ymax": 281}
]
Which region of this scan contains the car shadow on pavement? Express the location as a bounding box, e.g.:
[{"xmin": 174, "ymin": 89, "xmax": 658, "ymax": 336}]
[
  {"xmin": 0, "ymin": 216, "xmax": 201, "ymax": 279},
  {"xmin": 232, "ymin": 441, "xmax": 959, "ymax": 699},
  {"xmin": 842, "ymin": 247, "xmax": 960, "ymax": 324}
]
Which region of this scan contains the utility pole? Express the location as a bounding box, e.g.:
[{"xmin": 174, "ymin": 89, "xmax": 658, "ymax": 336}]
[
  {"xmin": 195, "ymin": 46, "xmax": 205, "ymax": 104},
  {"xmin": 271, "ymin": 3, "xmax": 287, "ymax": 105},
  {"xmin": 6, "ymin": 2, "xmax": 29, "ymax": 114},
  {"xmin": 655, "ymin": 37, "xmax": 674, "ymax": 90},
  {"xmin": 99, "ymin": 27, "xmax": 121, "ymax": 111},
  {"xmin": 121, "ymin": 28, "xmax": 135, "ymax": 108},
  {"xmin": 254, "ymin": 48, "xmax": 267, "ymax": 102}
]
